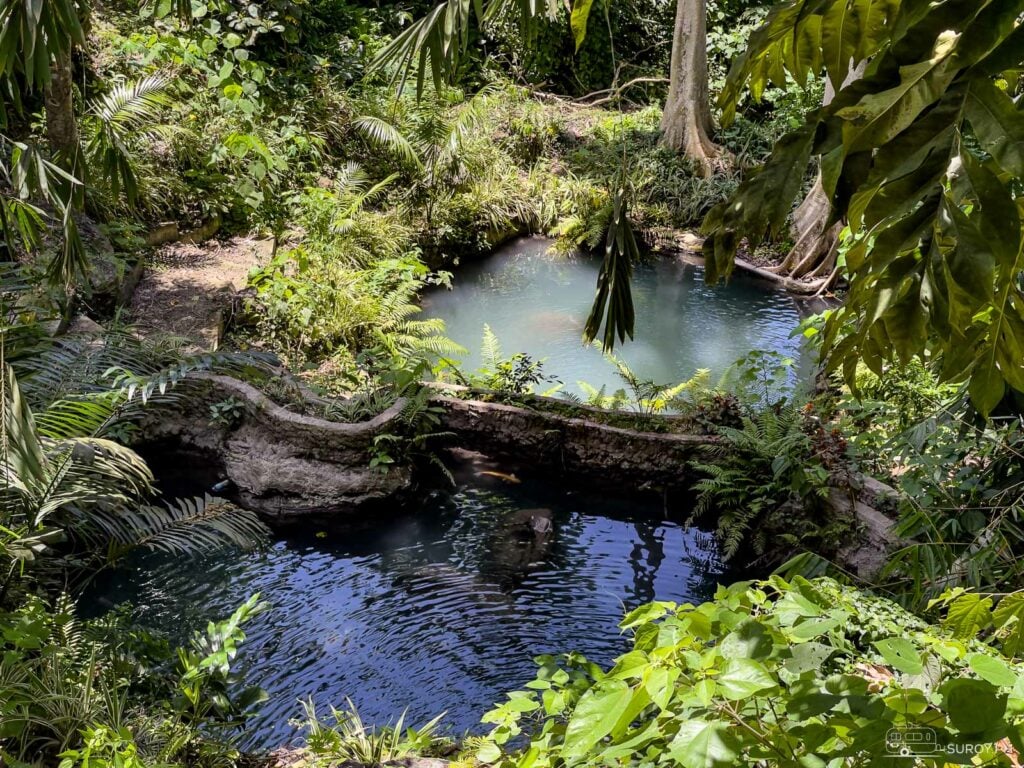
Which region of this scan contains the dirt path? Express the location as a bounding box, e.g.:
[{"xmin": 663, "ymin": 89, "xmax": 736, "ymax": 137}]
[{"xmin": 130, "ymin": 236, "xmax": 273, "ymax": 351}]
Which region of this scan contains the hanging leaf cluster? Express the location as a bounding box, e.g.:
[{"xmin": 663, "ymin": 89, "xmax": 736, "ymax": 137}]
[
  {"xmin": 0, "ymin": 0, "xmax": 84, "ymax": 89},
  {"xmin": 703, "ymin": 0, "xmax": 1024, "ymax": 414},
  {"xmin": 584, "ymin": 185, "xmax": 639, "ymax": 351}
]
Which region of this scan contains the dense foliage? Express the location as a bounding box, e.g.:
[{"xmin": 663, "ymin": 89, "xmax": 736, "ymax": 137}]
[
  {"xmin": 703, "ymin": 0, "xmax": 1024, "ymax": 416},
  {"xmin": 2, "ymin": 0, "xmax": 1024, "ymax": 765},
  {"xmin": 479, "ymin": 576, "xmax": 1024, "ymax": 767}
]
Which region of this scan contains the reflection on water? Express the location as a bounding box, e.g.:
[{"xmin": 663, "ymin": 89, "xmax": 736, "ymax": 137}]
[
  {"xmin": 422, "ymin": 237, "xmax": 805, "ymax": 393},
  {"xmin": 88, "ymin": 471, "xmax": 722, "ymax": 749}
]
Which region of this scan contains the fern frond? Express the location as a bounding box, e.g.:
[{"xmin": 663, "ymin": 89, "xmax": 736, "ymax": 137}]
[{"xmin": 480, "ymin": 324, "xmax": 502, "ymax": 373}]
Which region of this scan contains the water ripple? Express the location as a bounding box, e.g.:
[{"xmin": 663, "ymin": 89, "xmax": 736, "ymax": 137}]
[{"xmin": 88, "ymin": 479, "xmax": 722, "ymax": 749}]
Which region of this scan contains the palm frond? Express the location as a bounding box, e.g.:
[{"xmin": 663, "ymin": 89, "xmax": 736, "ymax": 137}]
[
  {"xmin": 368, "ymin": 0, "xmax": 558, "ymax": 97},
  {"xmin": 353, "ymin": 116, "xmax": 422, "ymax": 170},
  {"xmin": 0, "ymin": 0, "xmax": 84, "ymax": 88},
  {"xmin": 84, "ymin": 73, "xmax": 173, "ymax": 207},
  {"xmin": 88, "ymin": 73, "xmax": 172, "ymax": 137},
  {"xmin": 3, "ymin": 139, "xmax": 86, "ymax": 287},
  {"xmin": 85, "ymin": 494, "xmax": 268, "ymax": 560}
]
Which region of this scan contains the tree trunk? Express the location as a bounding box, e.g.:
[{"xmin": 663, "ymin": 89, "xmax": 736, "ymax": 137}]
[
  {"xmin": 45, "ymin": 48, "xmax": 80, "ymax": 169},
  {"xmin": 659, "ymin": 0, "xmax": 718, "ymax": 175},
  {"xmin": 773, "ymin": 174, "xmax": 843, "ymax": 280}
]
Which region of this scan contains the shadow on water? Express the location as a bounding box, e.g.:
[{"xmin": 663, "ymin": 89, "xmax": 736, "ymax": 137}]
[{"xmin": 85, "ymin": 456, "xmax": 724, "ymax": 749}]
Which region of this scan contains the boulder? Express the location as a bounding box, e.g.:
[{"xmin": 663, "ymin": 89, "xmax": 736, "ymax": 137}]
[{"xmin": 138, "ymin": 374, "xmax": 413, "ymax": 518}]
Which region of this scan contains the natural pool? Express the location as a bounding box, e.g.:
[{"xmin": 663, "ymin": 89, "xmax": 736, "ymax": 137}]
[
  {"xmin": 90, "ymin": 465, "xmax": 722, "ymax": 749},
  {"xmin": 90, "ymin": 239, "xmax": 803, "ymax": 749},
  {"xmin": 422, "ymin": 237, "xmax": 806, "ymax": 393}
]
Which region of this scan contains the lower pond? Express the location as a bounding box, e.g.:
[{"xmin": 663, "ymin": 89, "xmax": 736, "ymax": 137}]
[
  {"xmin": 421, "ymin": 237, "xmax": 807, "ymax": 394},
  {"xmin": 89, "ymin": 465, "xmax": 723, "ymax": 749}
]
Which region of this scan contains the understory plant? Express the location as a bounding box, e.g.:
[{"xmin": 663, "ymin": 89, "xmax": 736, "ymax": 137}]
[
  {"xmin": 246, "ymin": 251, "xmax": 459, "ymax": 367},
  {"xmin": 478, "ymin": 576, "xmax": 1024, "ymax": 768},
  {"xmin": 2, "ymin": 593, "xmax": 267, "ymax": 766},
  {"xmin": 442, "ymin": 325, "xmax": 562, "ymax": 399},
  {"xmin": 0, "ymin": 327, "xmax": 273, "ymax": 598},
  {"xmin": 686, "ymin": 350, "xmax": 858, "ymax": 564},
  {"xmin": 808, "ymin": 358, "xmax": 1024, "ymax": 606},
  {"xmin": 298, "ymin": 698, "xmax": 446, "ymax": 767},
  {"xmin": 690, "ymin": 404, "xmax": 857, "ymax": 563},
  {"xmin": 574, "ymin": 348, "xmax": 711, "ymax": 416}
]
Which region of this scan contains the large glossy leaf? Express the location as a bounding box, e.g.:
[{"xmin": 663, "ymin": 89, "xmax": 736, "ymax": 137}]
[
  {"xmin": 704, "ymin": 0, "xmax": 1024, "ymax": 414},
  {"xmin": 560, "ymin": 679, "xmax": 635, "ymax": 763},
  {"xmin": 965, "ymin": 78, "xmax": 1024, "ymax": 175}
]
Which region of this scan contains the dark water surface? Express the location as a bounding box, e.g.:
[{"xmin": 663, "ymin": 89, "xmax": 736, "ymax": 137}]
[
  {"xmin": 90, "ymin": 471, "xmax": 723, "ymax": 748},
  {"xmin": 422, "ymin": 237, "xmax": 805, "ymax": 394}
]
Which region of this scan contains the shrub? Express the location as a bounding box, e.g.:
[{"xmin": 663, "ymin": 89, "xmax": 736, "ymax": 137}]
[
  {"xmin": 1, "ymin": 594, "xmax": 266, "ymax": 766},
  {"xmin": 691, "ymin": 404, "xmax": 857, "ymax": 563},
  {"xmin": 478, "ymin": 576, "xmax": 1024, "ymax": 768}
]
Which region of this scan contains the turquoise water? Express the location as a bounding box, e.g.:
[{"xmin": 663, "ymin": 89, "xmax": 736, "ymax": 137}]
[{"xmin": 422, "ymin": 237, "xmax": 805, "ymax": 394}]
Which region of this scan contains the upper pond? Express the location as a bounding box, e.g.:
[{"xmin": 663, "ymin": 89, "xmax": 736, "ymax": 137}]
[
  {"xmin": 422, "ymin": 237, "xmax": 805, "ymax": 393},
  {"xmin": 89, "ymin": 465, "xmax": 722, "ymax": 749}
]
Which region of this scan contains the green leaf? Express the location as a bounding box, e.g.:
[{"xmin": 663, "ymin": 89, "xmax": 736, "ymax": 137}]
[
  {"xmin": 940, "ymin": 678, "xmax": 1007, "ymax": 735},
  {"xmin": 965, "ymin": 78, "xmax": 1024, "ymax": 175},
  {"xmin": 665, "ymin": 720, "xmax": 741, "ymax": 768},
  {"xmin": 644, "ymin": 666, "xmax": 679, "ymax": 711},
  {"xmin": 718, "ymin": 658, "xmax": 777, "ymax": 700},
  {"xmin": 787, "ymin": 617, "xmax": 843, "ymax": 642},
  {"xmin": 560, "ymin": 680, "xmax": 634, "ymax": 763},
  {"xmin": 569, "ymin": 0, "xmax": 594, "ymax": 53},
  {"xmin": 784, "ymin": 642, "xmax": 834, "ymax": 675},
  {"xmin": 968, "ymin": 654, "xmax": 1017, "ymax": 688},
  {"xmin": 993, "ymin": 593, "xmax": 1024, "ymax": 657},
  {"xmin": 620, "ymin": 602, "xmax": 672, "ymax": 630},
  {"xmin": 702, "ymin": 126, "xmax": 816, "ymax": 283},
  {"xmin": 883, "ymin": 688, "xmax": 929, "ymax": 715},
  {"xmin": 775, "ymin": 589, "xmax": 824, "ymax": 625},
  {"xmin": 719, "ymin": 620, "xmax": 773, "ymax": 660},
  {"xmin": 942, "ymin": 593, "xmax": 991, "ymax": 638},
  {"xmin": 787, "ymin": 691, "xmax": 842, "ymax": 720},
  {"xmin": 873, "ymin": 638, "xmax": 924, "ymax": 675},
  {"xmin": 968, "ymin": 364, "xmax": 1005, "ymax": 417},
  {"xmin": 584, "ymin": 187, "xmax": 637, "ymax": 352},
  {"xmin": 476, "ymin": 741, "xmax": 501, "ymax": 763}
]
